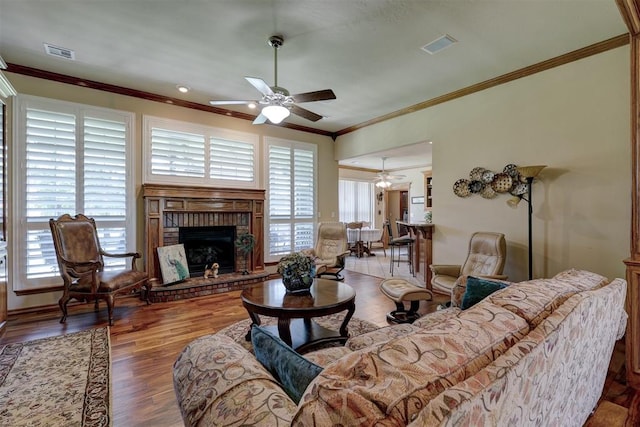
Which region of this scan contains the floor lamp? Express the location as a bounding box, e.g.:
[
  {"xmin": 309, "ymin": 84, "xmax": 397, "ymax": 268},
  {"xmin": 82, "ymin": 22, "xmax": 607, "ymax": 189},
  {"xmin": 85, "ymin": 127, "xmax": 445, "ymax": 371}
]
[{"xmin": 507, "ymin": 165, "xmax": 547, "ymax": 280}]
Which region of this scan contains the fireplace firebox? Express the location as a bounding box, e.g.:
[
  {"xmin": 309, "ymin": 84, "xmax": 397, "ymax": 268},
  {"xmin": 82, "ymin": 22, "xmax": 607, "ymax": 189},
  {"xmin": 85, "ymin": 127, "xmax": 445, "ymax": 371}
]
[{"xmin": 179, "ymin": 226, "xmax": 236, "ymax": 276}]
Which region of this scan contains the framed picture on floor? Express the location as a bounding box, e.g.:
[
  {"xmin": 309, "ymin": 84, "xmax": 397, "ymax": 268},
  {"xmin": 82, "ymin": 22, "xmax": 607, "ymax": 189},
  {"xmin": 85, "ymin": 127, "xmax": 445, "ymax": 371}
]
[{"xmin": 157, "ymin": 244, "xmax": 190, "ymax": 285}]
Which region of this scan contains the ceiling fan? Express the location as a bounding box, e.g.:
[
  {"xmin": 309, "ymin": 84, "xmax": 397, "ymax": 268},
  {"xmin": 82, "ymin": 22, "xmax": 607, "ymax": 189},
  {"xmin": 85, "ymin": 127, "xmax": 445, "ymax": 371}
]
[
  {"xmin": 209, "ymin": 35, "xmax": 336, "ymax": 125},
  {"xmin": 374, "ymin": 157, "xmax": 406, "ymax": 188}
]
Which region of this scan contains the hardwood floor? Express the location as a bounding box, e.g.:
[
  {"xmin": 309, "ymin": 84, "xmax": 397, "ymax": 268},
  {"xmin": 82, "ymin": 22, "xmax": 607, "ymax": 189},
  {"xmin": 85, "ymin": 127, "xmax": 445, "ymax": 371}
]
[{"xmin": 0, "ymin": 269, "xmax": 637, "ymax": 426}]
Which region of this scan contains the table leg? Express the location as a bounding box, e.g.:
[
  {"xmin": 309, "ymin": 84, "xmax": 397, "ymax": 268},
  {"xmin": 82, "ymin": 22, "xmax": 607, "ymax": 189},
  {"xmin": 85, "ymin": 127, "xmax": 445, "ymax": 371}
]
[
  {"xmin": 277, "ymin": 317, "xmax": 293, "ymax": 346},
  {"xmin": 244, "ymin": 311, "xmax": 261, "ymax": 342},
  {"xmin": 339, "ymin": 301, "xmax": 356, "ymax": 337}
]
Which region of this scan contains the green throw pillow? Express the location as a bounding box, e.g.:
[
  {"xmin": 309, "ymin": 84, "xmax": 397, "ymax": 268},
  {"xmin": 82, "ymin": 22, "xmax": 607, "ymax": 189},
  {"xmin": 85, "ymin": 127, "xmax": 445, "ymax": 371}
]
[
  {"xmin": 461, "ymin": 276, "xmax": 508, "ymax": 310},
  {"xmin": 251, "ymin": 325, "xmax": 323, "ymax": 403}
]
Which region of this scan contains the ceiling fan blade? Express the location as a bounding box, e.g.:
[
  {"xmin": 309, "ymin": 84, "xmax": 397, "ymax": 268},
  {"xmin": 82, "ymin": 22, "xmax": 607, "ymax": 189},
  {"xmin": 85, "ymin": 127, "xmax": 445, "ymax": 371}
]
[
  {"xmin": 291, "ymin": 89, "xmax": 336, "ymax": 103},
  {"xmin": 290, "ymin": 105, "xmax": 323, "ymax": 122},
  {"xmin": 252, "ymin": 113, "xmax": 268, "ymax": 125},
  {"xmin": 209, "ymin": 100, "xmax": 256, "ymax": 105},
  {"xmin": 245, "ymin": 77, "xmax": 274, "ymax": 96}
]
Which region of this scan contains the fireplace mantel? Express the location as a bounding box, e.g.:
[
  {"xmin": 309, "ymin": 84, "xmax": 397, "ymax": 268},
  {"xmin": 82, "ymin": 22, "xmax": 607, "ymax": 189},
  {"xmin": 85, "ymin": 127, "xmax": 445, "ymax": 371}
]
[{"xmin": 143, "ymin": 184, "xmax": 265, "ymax": 282}]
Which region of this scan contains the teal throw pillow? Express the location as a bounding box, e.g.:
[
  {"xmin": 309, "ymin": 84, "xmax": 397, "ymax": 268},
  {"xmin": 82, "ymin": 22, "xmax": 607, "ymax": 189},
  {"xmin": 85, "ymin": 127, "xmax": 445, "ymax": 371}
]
[
  {"xmin": 461, "ymin": 276, "xmax": 508, "ymax": 310},
  {"xmin": 251, "ymin": 325, "xmax": 323, "ymax": 403}
]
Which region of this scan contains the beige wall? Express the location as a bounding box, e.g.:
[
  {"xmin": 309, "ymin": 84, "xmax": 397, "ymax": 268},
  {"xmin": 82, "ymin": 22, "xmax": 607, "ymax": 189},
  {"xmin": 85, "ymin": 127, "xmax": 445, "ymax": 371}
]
[
  {"xmin": 336, "ymin": 47, "xmax": 631, "ymax": 283},
  {"xmin": 4, "ymin": 73, "xmax": 337, "ymax": 310}
]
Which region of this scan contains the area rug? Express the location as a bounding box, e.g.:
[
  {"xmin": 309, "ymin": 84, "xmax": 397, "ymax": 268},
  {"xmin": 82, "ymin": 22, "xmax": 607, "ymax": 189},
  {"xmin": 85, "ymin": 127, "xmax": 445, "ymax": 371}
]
[
  {"xmin": 0, "ymin": 327, "xmax": 111, "ymax": 427},
  {"xmin": 218, "ymin": 313, "xmax": 379, "ymax": 354}
]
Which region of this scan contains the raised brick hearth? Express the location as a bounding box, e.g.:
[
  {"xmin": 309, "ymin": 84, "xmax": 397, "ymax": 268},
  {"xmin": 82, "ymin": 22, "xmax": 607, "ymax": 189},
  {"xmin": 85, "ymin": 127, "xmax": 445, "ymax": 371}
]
[{"xmin": 147, "ymin": 271, "xmax": 271, "ymax": 303}]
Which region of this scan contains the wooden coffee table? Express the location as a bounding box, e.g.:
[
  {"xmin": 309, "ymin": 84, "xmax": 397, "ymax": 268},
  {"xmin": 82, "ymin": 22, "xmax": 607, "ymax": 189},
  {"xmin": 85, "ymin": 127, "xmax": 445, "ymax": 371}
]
[{"xmin": 241, "ymin": 278, "xmax": 356, "ymax": 352}]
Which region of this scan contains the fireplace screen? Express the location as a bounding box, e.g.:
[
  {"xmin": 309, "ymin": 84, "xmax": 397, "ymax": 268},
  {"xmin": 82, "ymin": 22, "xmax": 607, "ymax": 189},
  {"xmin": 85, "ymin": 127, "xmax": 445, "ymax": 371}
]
[{"xmin": 179, "ymin": 226, "xmax": 236, "ymax": 276}]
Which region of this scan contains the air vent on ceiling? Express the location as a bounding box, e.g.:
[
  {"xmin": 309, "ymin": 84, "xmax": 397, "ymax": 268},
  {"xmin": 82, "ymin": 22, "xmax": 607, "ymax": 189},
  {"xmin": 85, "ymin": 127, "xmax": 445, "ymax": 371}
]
[
  {"xmin": 44, "ymin": 43, "xmax": 75, "ymax": 60},
  {"xmin": 421, "ymin": 34, "xmax": 457, "ymax": 55}
]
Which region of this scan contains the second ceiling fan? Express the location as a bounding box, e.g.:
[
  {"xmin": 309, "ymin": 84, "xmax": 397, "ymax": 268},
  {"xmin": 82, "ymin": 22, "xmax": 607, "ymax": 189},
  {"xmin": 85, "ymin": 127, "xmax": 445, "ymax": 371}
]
[
  {"xmin": 374, "ymin": 157, "xmax": 406, "ymax": 188},
  {"xmin": 209, "ymin": 35, "xmax": 336, "ymax": 125}
]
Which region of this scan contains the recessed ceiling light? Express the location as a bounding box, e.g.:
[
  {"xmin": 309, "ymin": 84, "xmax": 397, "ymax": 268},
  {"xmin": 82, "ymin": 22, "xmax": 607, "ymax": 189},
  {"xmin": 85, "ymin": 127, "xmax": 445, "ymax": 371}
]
[
  {"xmin": 176, "ymin": 85, "xmax": 190, "ymax": 93},
  {"xmin": 421, "ymin": 34, "xmax": 457, "ymax": 55},
  {"xmin": 248, "ymin": 102, "xmax": 257, "ymax": 109}
]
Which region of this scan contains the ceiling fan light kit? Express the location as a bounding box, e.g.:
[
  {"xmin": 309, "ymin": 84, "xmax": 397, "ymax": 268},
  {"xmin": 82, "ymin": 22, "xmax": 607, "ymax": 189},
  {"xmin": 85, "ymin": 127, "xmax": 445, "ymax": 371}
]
[
  {"xmin": 374, "ymin": 157, "xmax": 406, "ymax": 188},
  {"xmin": 262, "ymin": 104, "xmax": 290, "ymax": 124},
  {"xmin": 209, "ymin": 35, "xmax": 336, "ymax": 125}
]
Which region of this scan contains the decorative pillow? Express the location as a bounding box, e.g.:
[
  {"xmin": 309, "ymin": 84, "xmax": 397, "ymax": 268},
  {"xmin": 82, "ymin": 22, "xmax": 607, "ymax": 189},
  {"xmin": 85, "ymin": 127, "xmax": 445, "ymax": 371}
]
[
  {"xmin": 461, "ymin": 276, "xmax": 508, "ymax": 310},
  {"xmin": 251, "ymin": 325, "xmax": 323, "ymax": 403}
]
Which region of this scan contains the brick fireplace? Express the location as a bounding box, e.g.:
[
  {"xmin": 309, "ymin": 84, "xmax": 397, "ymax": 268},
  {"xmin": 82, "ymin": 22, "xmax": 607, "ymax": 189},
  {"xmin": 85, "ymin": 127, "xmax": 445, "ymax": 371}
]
[{"xmin": 143, "ymin": 184, "xmax": 267, "ymax": 301}]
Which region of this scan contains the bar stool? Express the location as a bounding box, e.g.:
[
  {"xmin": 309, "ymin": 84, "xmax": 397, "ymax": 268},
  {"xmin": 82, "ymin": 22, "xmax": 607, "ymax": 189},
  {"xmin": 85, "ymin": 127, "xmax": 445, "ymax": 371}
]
[{"xmin": 385, "ymin": 221, "xmax": 414, "ymax": 276}]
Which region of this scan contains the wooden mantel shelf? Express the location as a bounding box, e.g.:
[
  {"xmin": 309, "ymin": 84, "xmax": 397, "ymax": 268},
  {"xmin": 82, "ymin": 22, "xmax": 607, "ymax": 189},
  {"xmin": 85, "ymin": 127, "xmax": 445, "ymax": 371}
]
[{"xmin": 142, "ymin": 183, "xmax": 265, "ymax": 201}]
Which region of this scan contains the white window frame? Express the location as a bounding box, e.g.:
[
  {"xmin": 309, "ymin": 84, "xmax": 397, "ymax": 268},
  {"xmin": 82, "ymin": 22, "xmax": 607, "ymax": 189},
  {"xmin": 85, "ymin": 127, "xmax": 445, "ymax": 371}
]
[
  {"xmin": 264, "ymin": 137, "xmax": 317, "ymax": 263},
  {"xmin": 142, "ymin": 115, "xmax": 259, "ymax": 188},
  {"xmin": 12, "ymin": 95, "xmax": 136, "ymax": 291}
]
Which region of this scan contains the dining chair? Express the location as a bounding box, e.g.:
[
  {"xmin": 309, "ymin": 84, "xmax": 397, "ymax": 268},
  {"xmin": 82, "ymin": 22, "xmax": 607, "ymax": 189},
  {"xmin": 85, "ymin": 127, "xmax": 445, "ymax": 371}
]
[{"xmin": 346, "ymin": 221, "xmax": 365, "ymax": 258}]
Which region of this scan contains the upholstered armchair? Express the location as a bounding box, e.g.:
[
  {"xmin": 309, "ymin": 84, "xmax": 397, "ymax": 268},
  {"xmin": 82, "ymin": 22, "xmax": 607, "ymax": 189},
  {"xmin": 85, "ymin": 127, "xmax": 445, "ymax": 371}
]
[
  {"xmin": 49, "ymin": 213, "xmax": 150, "ymax": 326},
  {"xmin": 430, "ymin": 231, "xmax": 507, "ymax": 296},
  {"xmin": 301, "ymin": 222, "xmax": 350, "ymax": 281}
]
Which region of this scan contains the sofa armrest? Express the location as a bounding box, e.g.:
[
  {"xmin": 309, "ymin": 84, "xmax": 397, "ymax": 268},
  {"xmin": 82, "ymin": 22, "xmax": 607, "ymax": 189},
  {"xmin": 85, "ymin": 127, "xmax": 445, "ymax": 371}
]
[
  {"xmin": 173, "ymin": 334, "xmax": 296, "ymax": 427},
  {"xmin": 430, "ymin": 264, "xmax": 462, "ymax": 277}
]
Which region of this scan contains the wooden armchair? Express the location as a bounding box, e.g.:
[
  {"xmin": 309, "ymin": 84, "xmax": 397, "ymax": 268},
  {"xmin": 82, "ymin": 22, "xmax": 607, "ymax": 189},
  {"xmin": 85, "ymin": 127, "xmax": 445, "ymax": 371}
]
[{"xmin": 49, "ymin": 213, "xmax": 150, "ymax": 326}]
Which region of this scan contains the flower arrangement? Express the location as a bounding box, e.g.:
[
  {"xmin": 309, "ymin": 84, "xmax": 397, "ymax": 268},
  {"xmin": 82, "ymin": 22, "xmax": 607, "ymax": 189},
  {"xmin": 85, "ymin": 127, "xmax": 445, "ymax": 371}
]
[{"xmin": 277, "ymin": 252, "xmax": 316, "ymax": 294}]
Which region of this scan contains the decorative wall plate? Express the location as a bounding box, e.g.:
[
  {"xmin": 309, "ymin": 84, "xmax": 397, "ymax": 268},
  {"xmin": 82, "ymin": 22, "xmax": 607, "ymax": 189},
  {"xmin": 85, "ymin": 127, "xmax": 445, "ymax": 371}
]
[
  {"xmin": 469, "ymin": 180, "xmax": 484, "ymax": 193},
  {"xmin": 510, "ymin": 182, "xmax": 528, "ymax": 196},
  {"xmin": 453, "ymin": 179, "xmax": 471, "ymax": 197},
  {"xmin": 481, "ymin": 185, "xmax": 497, "ymax": 199},
  {"xmin": 469, "ymin": 167, "xmax": 486, "ymax": 181},
  {"xmin": 481, "ymin": 170, "xmax": 495, "ymax": 183},
  {"xmin": 503, "ymin": 163, "xmax": 519, "ymax": 178},
  {"xmin": 491, "ymin": 173, "xmax": 513, "ymax": 193}
]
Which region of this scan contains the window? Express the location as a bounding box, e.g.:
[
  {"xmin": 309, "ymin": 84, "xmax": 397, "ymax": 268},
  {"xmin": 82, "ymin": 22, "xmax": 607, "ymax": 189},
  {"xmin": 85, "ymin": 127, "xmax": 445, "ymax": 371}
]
[
  {"xmin": 143, "ymin": 116, "xmax": 258, "ymax": 187},
  {"xmin": 339, "ymin": 179, "xmax": 375, "ymax": 224},
  {"xmin": 266, "ymin": 137, "xmax": 316, "ymax": 261},
  {"xmin": 13, "ymin": 95, "xmax": 135, "ymax": 291}
]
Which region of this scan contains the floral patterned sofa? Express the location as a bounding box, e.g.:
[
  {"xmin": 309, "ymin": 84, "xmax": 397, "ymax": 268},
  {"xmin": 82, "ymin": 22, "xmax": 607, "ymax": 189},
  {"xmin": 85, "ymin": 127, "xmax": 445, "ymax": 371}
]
[{"xmin": 173, "ymin": 269, "xmax": 627, "ymax": 426}]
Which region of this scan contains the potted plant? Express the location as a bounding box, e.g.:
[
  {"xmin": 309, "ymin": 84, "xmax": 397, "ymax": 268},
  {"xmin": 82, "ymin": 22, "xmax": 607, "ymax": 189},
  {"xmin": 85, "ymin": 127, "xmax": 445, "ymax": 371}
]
[
  {"xmin": 235, "ymin": 233, "xmax": 255, "ymax": 275},
  {"xmin": 277, "ymin": 252, "xmax": 316, "ymax": 294}
]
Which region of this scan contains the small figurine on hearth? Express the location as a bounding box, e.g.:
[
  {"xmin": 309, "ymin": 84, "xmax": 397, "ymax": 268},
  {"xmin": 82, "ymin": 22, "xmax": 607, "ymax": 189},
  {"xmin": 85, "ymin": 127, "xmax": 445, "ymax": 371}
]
[
  {"xmin": 211, "ymin": 263, "xmax": 219, "ymax": 278},
  {"xmin": 204, "ymin": 263, "xmax": 219, "ymax": 279}
]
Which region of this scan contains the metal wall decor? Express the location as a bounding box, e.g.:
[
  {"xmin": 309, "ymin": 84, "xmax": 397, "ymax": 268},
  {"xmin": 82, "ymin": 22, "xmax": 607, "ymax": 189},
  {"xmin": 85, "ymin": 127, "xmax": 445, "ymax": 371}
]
[{"xmin": 453, "ymin": 164, "xmax": 527, "ymax": 199}]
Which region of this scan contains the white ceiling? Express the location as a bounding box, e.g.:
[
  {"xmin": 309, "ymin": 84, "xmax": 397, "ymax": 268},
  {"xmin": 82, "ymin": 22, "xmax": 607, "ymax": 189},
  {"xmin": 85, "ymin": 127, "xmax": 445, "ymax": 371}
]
[{"xmin": 0, "ymin": 0, "xmax": 627, "ymax": 171}]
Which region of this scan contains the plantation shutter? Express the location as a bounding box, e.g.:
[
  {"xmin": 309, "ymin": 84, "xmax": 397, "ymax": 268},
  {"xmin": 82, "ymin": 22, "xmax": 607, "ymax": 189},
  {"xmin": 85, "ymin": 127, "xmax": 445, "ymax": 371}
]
[
  {"xmin": 24, "ymin": 109, "xmax": 76, "ymax": 279},
  {"xmin": 210, "ymin": 138, "xmax": 254, "ymax": 181},
  {"xmin": 150, "ymin": 128, "xmax": 205, "ymax": 177},
  {"xmin": 83, "ymin": 117, "xmax": 128, "ymax": 268},
  {"xmin": 15, "ymin": 95, "xmax": 134, "ymax": 289},
  {"xmin": 144, "ymin": 117, "xmax": 259, "ymax": 188},
  {"xmin": 293, "ymin": 149, "xmax": 314, "ymax": 251},
  {"xmin": 267, "ymin": 141, "xmax": 316, "ymax": 259}
]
